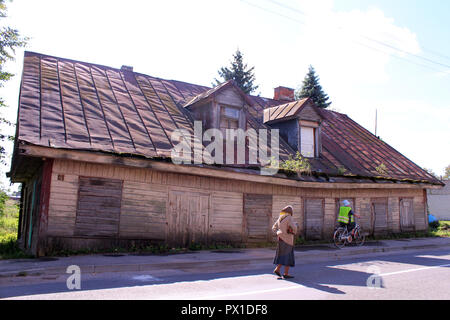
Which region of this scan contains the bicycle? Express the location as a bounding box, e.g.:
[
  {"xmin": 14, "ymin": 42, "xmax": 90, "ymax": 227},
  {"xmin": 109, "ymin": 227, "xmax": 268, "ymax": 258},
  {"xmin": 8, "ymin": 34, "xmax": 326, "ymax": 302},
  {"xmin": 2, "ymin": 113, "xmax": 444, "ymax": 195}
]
[{"xmin": 333, "ymin": 223, "xmax": 365, "ymax": 249}]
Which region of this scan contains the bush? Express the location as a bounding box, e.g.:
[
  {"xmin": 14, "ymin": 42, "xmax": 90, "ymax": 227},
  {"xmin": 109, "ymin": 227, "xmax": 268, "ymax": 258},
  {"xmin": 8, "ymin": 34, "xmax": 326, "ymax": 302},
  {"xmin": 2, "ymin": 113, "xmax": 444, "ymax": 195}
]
[
  {"xmin": 0, "ymin": 191, "xmax": 8, "ymax": 217},
  {"xmin": 429, "ymin": 220, "xmax": 440, "ymax": 230}
]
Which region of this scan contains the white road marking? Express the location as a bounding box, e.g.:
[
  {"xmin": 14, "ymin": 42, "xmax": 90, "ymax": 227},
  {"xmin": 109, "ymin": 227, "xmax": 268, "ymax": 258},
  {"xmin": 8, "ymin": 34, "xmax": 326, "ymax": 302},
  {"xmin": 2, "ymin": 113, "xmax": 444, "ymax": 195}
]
[
  {"xmin": 197, "ymin": 283, "xmax": 304, "ymax": 300},
  {"xmin": 378, "ymin": 263, "xmax": 450, "ymax": 277},
  {"xmin": 132, "ymin": 275, "xmax": 162, "ymax": 282}
]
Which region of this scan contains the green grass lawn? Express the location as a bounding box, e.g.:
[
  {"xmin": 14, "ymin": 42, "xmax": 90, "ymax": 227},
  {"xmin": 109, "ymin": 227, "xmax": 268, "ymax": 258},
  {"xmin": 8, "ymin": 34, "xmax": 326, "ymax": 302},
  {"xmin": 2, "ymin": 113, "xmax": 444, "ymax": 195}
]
[
  {"xmin": 0, "ymin": 199, "xmax": 31, "ymax": 259},
  {"xmin": 429, "ymin": 220, "xmax": 450, "ymax": 237}
]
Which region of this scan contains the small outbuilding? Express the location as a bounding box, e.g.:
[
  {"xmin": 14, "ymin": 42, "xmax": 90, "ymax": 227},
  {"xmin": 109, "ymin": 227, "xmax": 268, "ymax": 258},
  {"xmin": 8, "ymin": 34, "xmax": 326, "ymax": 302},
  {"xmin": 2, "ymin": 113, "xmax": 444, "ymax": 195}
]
[{"xmin": 428, "ymin": 180, "xmax": 450, "ymax": 220}]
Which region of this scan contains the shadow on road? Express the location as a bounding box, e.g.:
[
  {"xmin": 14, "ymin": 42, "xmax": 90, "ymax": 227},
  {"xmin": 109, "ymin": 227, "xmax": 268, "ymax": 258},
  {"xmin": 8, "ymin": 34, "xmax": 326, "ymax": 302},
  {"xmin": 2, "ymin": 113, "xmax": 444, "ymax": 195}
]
[{"xmin": 1, "ymin": 248, "xmax": 449, "ymax": 299}]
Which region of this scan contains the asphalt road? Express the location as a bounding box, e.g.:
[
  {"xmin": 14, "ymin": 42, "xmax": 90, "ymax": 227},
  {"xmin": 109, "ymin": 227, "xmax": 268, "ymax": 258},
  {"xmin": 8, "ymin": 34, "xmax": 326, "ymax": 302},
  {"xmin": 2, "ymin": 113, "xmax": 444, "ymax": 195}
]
[{"xmin": 1, "ymin": 248, "xmax": 450, "ymax": 300}]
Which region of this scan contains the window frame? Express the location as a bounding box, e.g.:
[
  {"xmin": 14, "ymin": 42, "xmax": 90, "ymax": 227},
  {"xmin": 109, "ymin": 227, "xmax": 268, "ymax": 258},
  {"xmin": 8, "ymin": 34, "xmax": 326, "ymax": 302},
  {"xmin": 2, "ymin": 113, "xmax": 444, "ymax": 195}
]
[{"xmin": 219, "ymin": 105, "xmax": 242, "ymax": 139}]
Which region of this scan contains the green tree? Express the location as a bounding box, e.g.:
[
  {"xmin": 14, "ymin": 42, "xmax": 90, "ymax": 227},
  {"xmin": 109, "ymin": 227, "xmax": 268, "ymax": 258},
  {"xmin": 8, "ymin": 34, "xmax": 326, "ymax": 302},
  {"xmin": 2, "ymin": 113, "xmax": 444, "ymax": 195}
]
[
  {"xmin": 213, "ymin": 49, "xmax": 258, "ymax": 94},
  {"xmin": 295, "ymin": 65, "xmax": 331, "ymax": 109},
  {"xmin": 443, "ymin": 165, "xmax": 450, "ymax": 179},
  {"xmin": 0, "ymin": 0, "xmax": 27, "ymax": 165}
]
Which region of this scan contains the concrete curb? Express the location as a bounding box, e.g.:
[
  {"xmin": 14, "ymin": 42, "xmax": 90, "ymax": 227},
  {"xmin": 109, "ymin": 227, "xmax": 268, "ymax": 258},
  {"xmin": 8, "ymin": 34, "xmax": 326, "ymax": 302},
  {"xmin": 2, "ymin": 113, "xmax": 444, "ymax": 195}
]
[{"xmin": 1, "ymin": 241, "xmax": 450, "ymax": 279}]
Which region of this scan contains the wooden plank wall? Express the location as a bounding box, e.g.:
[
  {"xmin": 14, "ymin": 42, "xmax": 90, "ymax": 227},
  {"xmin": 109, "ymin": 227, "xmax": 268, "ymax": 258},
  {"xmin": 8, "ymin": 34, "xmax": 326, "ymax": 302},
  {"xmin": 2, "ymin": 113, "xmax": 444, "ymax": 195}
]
[
  {"xmin": 304, "ymin": 198, "xmax": 324, "ymax": 240},
  {"xmin": 47, "ymin": 159, "xmax": 428, "ymax": 244},
  {"xmin": 120, "ymin": 181, "xmax": 167, "ymax": 240},
  {"xmin": 74, "ymin": 177, "xmax": 122, "ymax": 237},
  {"xmin": 244, "ymin": 194, "xmax": 272, "ymax": 243},
  {"xmin": 210, "ymin": 191, "xmax": 243, "ymax": 243}
]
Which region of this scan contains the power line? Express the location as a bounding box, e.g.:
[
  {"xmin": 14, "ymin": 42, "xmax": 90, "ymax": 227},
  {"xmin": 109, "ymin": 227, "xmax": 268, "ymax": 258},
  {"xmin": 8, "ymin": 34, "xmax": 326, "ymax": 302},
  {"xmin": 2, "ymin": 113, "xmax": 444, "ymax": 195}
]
[{"xmin": 260, "ymin": 0, "xmax": 450, "ymax": 73}]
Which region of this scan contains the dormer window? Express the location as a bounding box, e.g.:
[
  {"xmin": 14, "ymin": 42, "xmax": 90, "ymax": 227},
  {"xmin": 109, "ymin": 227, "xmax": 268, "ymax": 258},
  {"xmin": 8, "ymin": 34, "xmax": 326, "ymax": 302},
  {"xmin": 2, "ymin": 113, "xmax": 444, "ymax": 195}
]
[
  {"xmin": 300, "ymin": 126, "xmax": 315, "ymax": 158},
  {"xmin": 299, "ymin": 120, "xmax": 320, "ymax": 158},
  {"xmin": 220, "ymin": 105, "xmax": 240, "ymax": 138}
]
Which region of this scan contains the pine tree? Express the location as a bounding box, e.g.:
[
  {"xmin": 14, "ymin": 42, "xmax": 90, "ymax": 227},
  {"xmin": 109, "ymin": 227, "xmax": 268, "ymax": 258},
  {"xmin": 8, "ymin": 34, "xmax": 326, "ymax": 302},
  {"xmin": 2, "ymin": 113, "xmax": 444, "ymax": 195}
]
[
  {"xmin": 295, "ymin": 65, "xmax": 331, "ymax": 109},
  {"xmin": 213, "ymin": 49, "xmax": 258, "ymax": 94}
]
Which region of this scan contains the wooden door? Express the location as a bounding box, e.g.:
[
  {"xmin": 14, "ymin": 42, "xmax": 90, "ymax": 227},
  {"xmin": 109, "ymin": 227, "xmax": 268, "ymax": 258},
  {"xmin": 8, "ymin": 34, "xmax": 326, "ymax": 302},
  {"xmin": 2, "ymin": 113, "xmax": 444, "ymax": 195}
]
[
  {"xmin": 167, "ymin": 190, "xmax": 210, "ymax": 247},
  {"xmin": 74, "ymin": 177, "xmax": 123, "ymax": 238},
  {"xmin": 305, "ymin": 198, "xmax": 324, "ymax": 240},
  {"xmin": 371, "ymin": 198, "xmax": 388, "ymax": 235},
  {"xmin": 400, "ymin": 198, "xmax": 414, "ymax": 232},
  {"xmin": 244, "ymin": 194, "xmax": 272, "ymax": 243}
]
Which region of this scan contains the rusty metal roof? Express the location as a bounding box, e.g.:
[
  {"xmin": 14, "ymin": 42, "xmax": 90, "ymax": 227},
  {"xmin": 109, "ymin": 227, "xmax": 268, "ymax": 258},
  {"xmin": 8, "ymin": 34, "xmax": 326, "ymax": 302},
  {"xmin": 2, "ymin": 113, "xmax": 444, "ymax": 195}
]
[
  {"xmin": 263, "ymin": 98, "xmax": 309, "ymax": 123},
  {"xmin": 15, "ymin": 51, "xmax": 441, "ymax": 185},
  {"xmin": 17, "ymin": 51, "xmax": 293, "ymax": 162}
]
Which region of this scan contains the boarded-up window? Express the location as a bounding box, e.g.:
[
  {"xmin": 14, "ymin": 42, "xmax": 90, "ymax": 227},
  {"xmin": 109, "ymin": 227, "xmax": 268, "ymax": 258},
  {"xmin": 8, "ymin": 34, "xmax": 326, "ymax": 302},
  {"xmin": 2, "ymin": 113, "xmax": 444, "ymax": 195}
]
[
  {"xmin": 167, "ymin": 190, "xmax": 210, "ymax": 246},
  {"xmin": 371, "ymin": 198, "xmax": 388, "ymax": 235},
  {"xmin": 305, "ymin": 198, "xmax": 324, "ymax": 240},
  {"xmin": 244, "ymin": 194, "xmax": 272, "ymax": 243},
  {"xmin": 300, "ymin": 126, "xmax": 315, "ymax": 158},
  {"xmin": 75, "ymin": 177, "xmax": 123, "ymax": 237},
  {"xmin": 400, "ymin": 198, "xmax": 414, "ymax": 232}
]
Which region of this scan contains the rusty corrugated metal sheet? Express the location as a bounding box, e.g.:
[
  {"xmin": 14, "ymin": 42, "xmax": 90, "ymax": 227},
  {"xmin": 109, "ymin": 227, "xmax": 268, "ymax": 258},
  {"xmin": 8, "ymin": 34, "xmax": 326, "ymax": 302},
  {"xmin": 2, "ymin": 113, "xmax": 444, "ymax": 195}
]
[{"xmin": 16, "ymin": 51, "xmax": 440, "ymax": 185}]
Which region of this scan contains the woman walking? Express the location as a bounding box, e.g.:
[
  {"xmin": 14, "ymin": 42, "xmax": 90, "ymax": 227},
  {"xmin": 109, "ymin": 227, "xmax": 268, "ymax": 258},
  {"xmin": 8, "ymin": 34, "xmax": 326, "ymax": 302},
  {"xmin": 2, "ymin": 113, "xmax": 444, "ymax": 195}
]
[{"xmin": 272, "ymin": 205, "xmax": 298, "ymax": 279}]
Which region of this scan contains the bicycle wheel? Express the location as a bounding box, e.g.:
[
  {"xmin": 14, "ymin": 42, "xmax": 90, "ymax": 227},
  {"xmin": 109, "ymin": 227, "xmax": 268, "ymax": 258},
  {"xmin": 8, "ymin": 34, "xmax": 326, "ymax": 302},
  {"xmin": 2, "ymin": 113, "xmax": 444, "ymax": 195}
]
[
  {"xmin": 333, "ymin": 228, "xmax": 347, "ymax": 249},
  {"xmin": 354, "ymin": 226, "xmax": 365, "ymax": 246}
]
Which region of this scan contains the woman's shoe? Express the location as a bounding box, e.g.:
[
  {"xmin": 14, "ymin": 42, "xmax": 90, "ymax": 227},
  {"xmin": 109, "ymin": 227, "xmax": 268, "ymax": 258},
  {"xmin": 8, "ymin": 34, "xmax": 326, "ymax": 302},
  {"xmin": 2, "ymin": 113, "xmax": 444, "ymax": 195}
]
[
  {"xmin": 273, "ymin": 269, "xmax": 282, "ymax": 277},
  {"xmin": 283, "ymin": 274, "xmax": 294, "ymax": 279}
]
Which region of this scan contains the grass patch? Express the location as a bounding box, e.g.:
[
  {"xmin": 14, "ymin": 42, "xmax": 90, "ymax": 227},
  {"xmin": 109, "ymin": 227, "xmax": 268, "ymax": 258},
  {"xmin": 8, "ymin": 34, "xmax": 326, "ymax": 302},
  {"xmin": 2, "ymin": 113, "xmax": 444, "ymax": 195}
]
[
  {"xmin": 429, "ymin": 220, "xmax": 450, "ymax": 237},
  {"xmin": 0, "ymin": 199, "xmax": 31, "ymax": 259},
  {"xmin": 365, "ymin": 221, "xmax": 450, "ymax": 242},
  {"xmin": 46, "ymin": 241, "xmax": 247, "ymax": 257}
]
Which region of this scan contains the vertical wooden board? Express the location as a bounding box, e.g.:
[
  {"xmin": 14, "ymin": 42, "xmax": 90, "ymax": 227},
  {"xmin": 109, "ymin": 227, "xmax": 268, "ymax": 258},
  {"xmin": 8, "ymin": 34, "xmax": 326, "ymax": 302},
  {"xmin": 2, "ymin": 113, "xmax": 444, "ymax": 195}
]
[
  {"xmin": 413, "ymin": 196, "xmax": 426, "ymax": 231},
  {"xmin": 323, "ymin": 198, "xmax": 336, "ymax": 238},
  {"xmin": 74, "ymin": 177, "xmax": 123, "ymax": 238},
  {"xmin": 119, "ymin": 180, "xmax": 167, "ymax": 240},
  {"xmin": 210, "ymin": 191, "xmax": 243, "ymax": 242},
  {"xmin": 167, "ymin": 189, "xmax": 210, "ymax": 247},
  {"xmin": 388, "ymin": 197, "xmax": 401, "ymax": 233},
  {"xmin": 371, "ymin": 198, "xmax": 388, "ymax": 235},
  {"xmin": 304, "ymin": 198, "xmax": 324, "ymax": 240},
  {"xmin": 357, "ymin": 198, "xmax": 372, "ymax": 233},
  {"xmin": 244, "ymin": 194, "xmax": 272, "ymax": 243},
  {"xmin": 399, "ymin": 198, "xmax": 414, "ymax": 231}
]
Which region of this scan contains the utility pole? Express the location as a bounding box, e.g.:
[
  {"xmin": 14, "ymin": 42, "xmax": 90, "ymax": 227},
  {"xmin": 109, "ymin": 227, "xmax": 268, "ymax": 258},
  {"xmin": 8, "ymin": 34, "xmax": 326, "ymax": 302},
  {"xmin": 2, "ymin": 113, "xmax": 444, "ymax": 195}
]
[{"xmin": 375, "ymin": 108, "xmax": 378, "ymax": 137}]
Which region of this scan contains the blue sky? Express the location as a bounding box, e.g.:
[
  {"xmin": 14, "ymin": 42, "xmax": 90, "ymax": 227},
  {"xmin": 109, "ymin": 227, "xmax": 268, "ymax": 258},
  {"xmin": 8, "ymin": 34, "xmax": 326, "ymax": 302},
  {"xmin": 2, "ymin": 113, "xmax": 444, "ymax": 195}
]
[{"xmin": 0, "ymin": 0, "xmax": 449, "ymax": 189}]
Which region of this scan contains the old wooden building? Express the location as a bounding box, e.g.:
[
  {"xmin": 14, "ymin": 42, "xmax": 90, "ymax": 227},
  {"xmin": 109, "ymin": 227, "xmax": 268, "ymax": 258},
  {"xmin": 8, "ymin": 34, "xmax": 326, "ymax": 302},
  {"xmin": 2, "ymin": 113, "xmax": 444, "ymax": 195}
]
[{"xmin": 9, "ymin": 52, "xmax": 443, "ymax": 256}]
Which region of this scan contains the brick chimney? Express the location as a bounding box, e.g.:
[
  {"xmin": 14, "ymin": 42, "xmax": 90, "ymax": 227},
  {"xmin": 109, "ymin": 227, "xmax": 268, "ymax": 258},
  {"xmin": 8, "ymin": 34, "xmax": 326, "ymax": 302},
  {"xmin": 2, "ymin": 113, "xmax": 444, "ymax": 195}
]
[
  {"xmin": 274, "ymin": 86, "xmax": 295, "ymax": 102},
  {"xmin": 121, "ymin": 65, "xmax": 134, "ymax": 72}
]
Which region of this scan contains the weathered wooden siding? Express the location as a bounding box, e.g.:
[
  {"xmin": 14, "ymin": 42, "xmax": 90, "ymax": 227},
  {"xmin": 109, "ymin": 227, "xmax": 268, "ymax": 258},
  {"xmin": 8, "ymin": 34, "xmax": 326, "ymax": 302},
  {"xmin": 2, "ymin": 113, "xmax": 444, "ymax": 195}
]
[
  {"xmin": 298, "ymin": 103, "xmax": 321, "ymax": 122},
  {"xmin": 210, "ymin": 191, "xmax": 243, "ymax": 243},
  {"xmin": 45, "ymin": 159, "xmax": 429, "ymax": 252},
  {"xmin": 167, "ymin": 188, "xmax": 209, "ymax": 246},
  {"xmin": 74, "ymin": 177, "xmax": 122, "ymax": 237},
  {"xmin": 399, "ymin": 198, "xmax": 414, "ymax": 232},
  {"xmin": 244, "ymin": 194, "xmax": 273, "ymax": 243},
  {"xmin": 304, "ymin": 198, "xmax": 324, "ymax": 240},
  {"xmin": 372, "ymin": 198, "xmax": 388, "ymax": 235},
  {"xmin": 216, "ymin": 88, "xmax": 244, "ymax": 107},
  {"xmin": 120, "ymin": 181, "xmax": 167, "ymax": 240}
]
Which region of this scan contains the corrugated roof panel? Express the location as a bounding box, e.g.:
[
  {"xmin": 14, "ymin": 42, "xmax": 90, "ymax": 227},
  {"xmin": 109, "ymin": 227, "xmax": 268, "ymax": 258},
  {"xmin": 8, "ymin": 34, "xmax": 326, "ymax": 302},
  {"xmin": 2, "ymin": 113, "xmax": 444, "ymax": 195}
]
[{"xmin": 15, "ymin": 52, "xmax": 441, "ymax": 185}]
